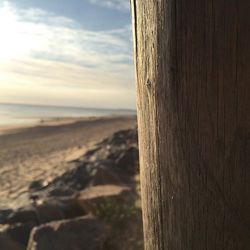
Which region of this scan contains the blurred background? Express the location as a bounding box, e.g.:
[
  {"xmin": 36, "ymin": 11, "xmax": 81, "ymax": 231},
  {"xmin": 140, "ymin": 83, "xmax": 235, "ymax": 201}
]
[
  {"xmin": 0, "ymin": 1, "xmax": 143, "ymax": 250},
  {"xmin": 0, "ymin": 0, "xmax": 136, "ymax": 125}
]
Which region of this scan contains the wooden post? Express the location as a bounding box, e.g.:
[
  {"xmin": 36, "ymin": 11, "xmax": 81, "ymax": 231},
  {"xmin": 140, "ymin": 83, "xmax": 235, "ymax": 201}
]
[{"xmin": 131, "ymin": 0, "xmax": 250, "ymax": 249}]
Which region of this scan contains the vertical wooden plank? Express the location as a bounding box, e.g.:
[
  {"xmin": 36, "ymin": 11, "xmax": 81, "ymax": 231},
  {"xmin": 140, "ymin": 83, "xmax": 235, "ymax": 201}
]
[{"xmin": 131, "ymin": 0, "xmax": 250, "ymax": 249}]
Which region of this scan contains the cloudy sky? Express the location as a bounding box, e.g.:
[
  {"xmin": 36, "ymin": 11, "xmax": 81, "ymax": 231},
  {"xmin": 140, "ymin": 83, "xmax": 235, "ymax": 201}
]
[{"xmin": 0, "ymin": 0, "xmax": 135, "ymax": 109}]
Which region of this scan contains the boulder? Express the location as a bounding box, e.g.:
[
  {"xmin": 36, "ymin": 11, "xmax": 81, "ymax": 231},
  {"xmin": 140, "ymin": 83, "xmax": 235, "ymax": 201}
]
[
  {"xmin": 35, "ymin": 198, "xmax": 84, "ymax": 223},
  {"xmin": 100, "ymin": 129, "xmax": 138, "ymax": 146},
  {"xmin": 5, "ymin": 197, "xmax": 84, "ymax": 225},
  {"xmin": 27, "ymin": 215, "xmax": 106, "ymax": 250},
  {"xmin": 0, "ymin": 209, "xmax": 13, "ymax": 224},
  {"xmin": 84, "ymin": 128, "xmax": 138, "ymax": 162},
  {"xmin": 46, "ymin": 186, "xmax": 75, "ymax": 197},
  {"xmin": 4, "ymin": 222, "xmax": 35, "ymax": 246},
  {"xmin": 0, "ymin": 233, "xmax": 24, "ymax": 250},
  {"xmin": 28, "ymin": 129, "xmax": 139, "ymax": 203},
  {"xmin": 32, "ymin": 163, "xmax": 128, "ymax": 201},
  {"xmin": 77, "ymin": 185, "xmax": 132, "ymax": 214},
  {"xmin": 89, "ymin": 166, "xmax": 124, "ymax": 186},
  {"xmin": 35, "ymin": 202, "xmax": 64, "ymax": 224},
  {"xmin": 32, "ymin": 162, "xmax": 94, "ymax": 199},
  {"xmin": 6, "ymin": 206, "xmax": 38, "ymax": 225},
  {"xmin": 114, "ymin": 146, "xmax": 139, "ymax": 175},
  {"xmin": 0, "ymin": 222, "xmax": 35, "ymax": 250}
]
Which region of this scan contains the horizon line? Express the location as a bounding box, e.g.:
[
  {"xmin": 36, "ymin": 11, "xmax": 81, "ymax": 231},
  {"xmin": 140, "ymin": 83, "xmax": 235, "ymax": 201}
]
[{"xmin": 0, "ymin": 102, "xmax": 137, "ymax": 112}]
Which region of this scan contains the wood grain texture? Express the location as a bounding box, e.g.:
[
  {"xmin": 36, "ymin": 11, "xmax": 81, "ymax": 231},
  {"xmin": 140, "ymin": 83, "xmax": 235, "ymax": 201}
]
[{"xmin": 131, "ymin": 0, "xmax": 250, "ymax": 249}]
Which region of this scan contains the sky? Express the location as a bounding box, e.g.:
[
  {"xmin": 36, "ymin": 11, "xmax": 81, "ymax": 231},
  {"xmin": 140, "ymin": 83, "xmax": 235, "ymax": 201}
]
[{"xmin": 0, "ymin": 0, "xmax": 136, "ymax": 109}]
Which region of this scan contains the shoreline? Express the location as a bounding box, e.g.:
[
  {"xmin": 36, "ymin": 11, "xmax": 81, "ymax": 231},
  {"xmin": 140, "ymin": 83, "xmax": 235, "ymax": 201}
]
[{"xmin": 0, "ymin": 115, "xmax": 136, "ymax": 136}]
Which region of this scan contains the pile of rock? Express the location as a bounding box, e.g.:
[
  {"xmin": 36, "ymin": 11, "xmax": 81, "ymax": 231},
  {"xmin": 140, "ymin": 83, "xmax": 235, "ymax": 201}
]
[{"xmin": 0, "ymin": 128, "xmax": 141, "ymax": 250}]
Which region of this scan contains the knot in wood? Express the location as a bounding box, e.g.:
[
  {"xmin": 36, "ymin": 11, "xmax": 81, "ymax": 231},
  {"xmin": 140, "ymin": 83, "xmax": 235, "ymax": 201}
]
[{"xmin": 146, "ymin": 79, "xmax": 152, "ymax": 89}]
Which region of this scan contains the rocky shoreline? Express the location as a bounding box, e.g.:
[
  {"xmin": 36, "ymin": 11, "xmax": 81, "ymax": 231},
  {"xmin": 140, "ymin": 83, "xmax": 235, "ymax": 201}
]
[{"xmin": 0, "ymin": 128, "xmax": 143, "ymax": 250}]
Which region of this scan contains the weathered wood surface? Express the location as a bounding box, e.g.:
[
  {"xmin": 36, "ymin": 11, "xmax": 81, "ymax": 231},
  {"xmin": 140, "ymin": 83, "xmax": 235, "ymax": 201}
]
[{"xmin": 131, "ymin": 0, "xmax": 250, "ymax": 249}]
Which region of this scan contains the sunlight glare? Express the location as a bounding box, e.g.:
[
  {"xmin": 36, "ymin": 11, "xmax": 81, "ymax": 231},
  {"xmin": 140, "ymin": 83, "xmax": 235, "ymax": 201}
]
[{"xmin": 0, "ymin": 2, "xmax": 39, "ymax": 63}]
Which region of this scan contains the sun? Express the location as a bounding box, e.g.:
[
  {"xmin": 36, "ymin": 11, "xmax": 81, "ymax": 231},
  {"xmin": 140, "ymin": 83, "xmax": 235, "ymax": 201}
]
[{"xmin": 0, "ymin": 2, "xmax": 35, "ymax": 63}]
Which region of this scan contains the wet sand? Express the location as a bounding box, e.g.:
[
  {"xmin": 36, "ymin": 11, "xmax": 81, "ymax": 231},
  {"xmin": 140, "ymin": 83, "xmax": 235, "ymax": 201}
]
[{"xmin": 0, "ymin": 116, "xmax": 136, "ymax": 209}]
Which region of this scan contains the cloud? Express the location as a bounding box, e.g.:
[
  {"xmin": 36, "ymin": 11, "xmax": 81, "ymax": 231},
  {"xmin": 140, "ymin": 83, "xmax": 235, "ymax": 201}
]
[
  {"xmin": 0, "ymin": 57, "xmax": 134, "ymax": 90},
  {"xmin": 0, "ymin": 56, "xmax": 136, "ymax": 109},
  {"xmin": 0, "ymin": 1, "xmax": 135, "ymax": 109},
  {"xmin": 88, "ymin": 0, "xmax": 130, "ymax": 12},
  {"xmin": 0, "ymin": 2, "xmax": 133, "ymax": 71}
]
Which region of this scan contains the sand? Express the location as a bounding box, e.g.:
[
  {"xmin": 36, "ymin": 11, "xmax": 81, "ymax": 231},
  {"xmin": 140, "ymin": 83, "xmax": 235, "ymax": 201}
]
[{"xmin": 0, "ymin": 116, "xmax": 137, "ymax": 209}]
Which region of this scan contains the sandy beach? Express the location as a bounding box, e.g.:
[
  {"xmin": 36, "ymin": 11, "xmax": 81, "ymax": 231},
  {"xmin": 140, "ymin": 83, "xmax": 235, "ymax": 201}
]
[{"xmin": 0, "ymin": 115, "xmax": 137, "ymax": 209}]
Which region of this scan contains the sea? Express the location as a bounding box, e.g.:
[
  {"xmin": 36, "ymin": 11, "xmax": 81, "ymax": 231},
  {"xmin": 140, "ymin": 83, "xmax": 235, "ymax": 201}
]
[{"xmin": 0, "ymin": 103, "xmax": 136, "ymax": 127}]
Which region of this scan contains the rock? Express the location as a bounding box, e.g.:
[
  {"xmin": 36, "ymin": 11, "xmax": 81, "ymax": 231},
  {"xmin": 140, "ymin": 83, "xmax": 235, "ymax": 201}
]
[
  {"xmin": 0, "ymin": 209, "xmax": 13, "ymax": 224},
  {"xmin": 57, "ymin": 199, "xmax": 84, "ymax": 219},
  {"xmin": 6, "ymin": 206, "xmax": 38, "ymax": 225},
  {"xmin": 100, "ymin": 129, "xmax": 138, "ymax": 146},
  {"xmin": 6, "ymin": 197, "xmax": 85, "ymax": 226},
  {"xmin": 35, "ymin": 202, "xmax": 64, "ymax": 224},
  {"xmin": 89, "ymin": 166, "xmax": 124, "ymax": 186},
  {"xmin": 34, "ymin": 162, "xmax": 94, "ymax": 198},
  {"xmin": 0, "ymin": 222, "xmax": 35, "ymax": 250},
  {"xmin": 77, "ymin": 185, "xmax": 132, "ymax": 214},
  {"xmin": 28, "ymin": 129, "xmax": 139, "ymax": 203},
  {"xmin": 32, "ymin": 162, "xmax": 129, "ymax": 202},
  {"xmin": 114, "ymin": 146, "xmax": 139, "ymax": 175},
  {"xmin": 0, "ymin": 233, "xmax": 24, "ymax": 250},
  {"xmin": 5, "ymin": 222, "xmax": 35, "ymax": 246},
  {"xmin": 35, "ymin": 198, "xmax": 84, "ymax": 223},
  {"xmin": 27, "ymin": 215, "xmax": 106, "ymax": 250},
  {"xmin": 47, "ymin": 186, "xmax": 75, "ymax": 197},
  {"xmin": 85, "ymin": 128, "xmax": 138, "ymax": 162}
]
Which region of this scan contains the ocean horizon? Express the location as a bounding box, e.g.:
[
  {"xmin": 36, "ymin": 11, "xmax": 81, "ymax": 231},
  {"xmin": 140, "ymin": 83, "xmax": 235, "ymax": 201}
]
[{"xmin": 0, "ymin": 103, "xmax": 136, "ymax": 127}]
